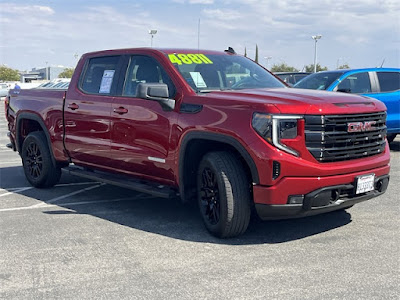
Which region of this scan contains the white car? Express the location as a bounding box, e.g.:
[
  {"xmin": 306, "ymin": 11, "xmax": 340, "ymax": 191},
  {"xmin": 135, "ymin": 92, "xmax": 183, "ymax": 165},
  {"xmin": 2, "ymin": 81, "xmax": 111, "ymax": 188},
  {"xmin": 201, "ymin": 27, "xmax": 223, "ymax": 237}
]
[{"xmin": 0, "ymin": 83, "xmax": 10, "ymax": 97}]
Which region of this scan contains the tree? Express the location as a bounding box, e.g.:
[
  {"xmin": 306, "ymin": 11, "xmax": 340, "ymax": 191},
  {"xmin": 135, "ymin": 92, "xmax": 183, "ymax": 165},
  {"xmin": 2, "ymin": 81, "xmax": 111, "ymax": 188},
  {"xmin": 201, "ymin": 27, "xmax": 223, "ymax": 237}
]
[
  {"xmin": 270, "ymin": 63, "xmax": 299, "ymax": 73},
  {"xmin": 255, "ymin": 44, "xmax": 259, "ymax": 63},
  {"xmin": 0, "ymin": 65, "xmax": 20, "ymax": 81},
  {"xmin": 304, "ymin": 63, "xmax": 328, "ymax": 73},
  {"xmin": 337, "ymin": 64, "xmax": 350, "ymax": 69},
  {"xmin": 58, "ymin": 68, "xmax": 75, "ymax": 78}
]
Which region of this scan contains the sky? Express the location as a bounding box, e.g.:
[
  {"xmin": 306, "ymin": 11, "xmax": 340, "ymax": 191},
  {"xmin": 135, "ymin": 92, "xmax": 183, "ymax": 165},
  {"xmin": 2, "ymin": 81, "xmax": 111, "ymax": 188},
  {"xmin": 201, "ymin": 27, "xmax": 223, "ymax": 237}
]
[{"xmin": 0, "ymin": 0, "xmax": 399, "ymax": 72}]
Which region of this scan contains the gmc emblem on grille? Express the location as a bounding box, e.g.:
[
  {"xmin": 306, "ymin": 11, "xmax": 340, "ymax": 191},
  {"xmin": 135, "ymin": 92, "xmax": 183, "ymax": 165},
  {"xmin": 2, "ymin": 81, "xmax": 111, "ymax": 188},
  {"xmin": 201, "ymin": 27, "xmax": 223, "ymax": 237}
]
[{"xmin": 347, "ymin": 121, "xmax": 376, "ymax": 132}]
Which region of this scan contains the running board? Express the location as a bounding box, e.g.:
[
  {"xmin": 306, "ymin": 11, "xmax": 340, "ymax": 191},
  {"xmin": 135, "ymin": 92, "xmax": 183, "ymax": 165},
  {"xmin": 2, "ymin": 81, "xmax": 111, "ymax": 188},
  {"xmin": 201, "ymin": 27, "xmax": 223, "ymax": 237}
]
[{"xmin": 63, "ymin": 166, "xmax": 177, "ymax": 199}]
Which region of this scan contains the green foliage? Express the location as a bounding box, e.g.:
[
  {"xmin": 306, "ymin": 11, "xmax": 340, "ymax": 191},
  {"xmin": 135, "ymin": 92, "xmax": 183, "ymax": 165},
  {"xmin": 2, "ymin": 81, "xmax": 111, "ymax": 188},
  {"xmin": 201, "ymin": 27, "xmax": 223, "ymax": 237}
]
[
  {"xmin": 270, "ymin": 63, "xmax": 299, "ymax": 73},
  {"xmin": 0, "ymin": 65, "xmax": 20, "ymax": 81},
  {"xmin": 58, "ymin": 68, "xmax": 75, "ymax": 78},
  {"xmin": 255, "ymin": 44, "xmax": 259, "ymax": 63},
  {"xmin": 304, "ymin": 63, "xmax": 328, "ymax": 73},
  {"xmin": 337, "ymin": 64, "xmax": 350, "ymax": 69}
]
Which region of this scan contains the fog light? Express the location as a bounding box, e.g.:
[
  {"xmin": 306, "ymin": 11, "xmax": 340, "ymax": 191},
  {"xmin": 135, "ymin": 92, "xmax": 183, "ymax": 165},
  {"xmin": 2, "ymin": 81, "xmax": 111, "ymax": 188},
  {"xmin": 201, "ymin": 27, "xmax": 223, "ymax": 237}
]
[
  {"xmin": 288, "ymin": 195, "xmax": 304, "ymax": 204},
  {"xmin": 375, "ymin": 178, "xmax": 389, "ymax": 193},
  {"xmin": 331, "ymin": 190, "xmax": 340, "ymax": 201},
  {"xmin": 376, "ymin": 180, "xmax": 382, "ymax": 192}
]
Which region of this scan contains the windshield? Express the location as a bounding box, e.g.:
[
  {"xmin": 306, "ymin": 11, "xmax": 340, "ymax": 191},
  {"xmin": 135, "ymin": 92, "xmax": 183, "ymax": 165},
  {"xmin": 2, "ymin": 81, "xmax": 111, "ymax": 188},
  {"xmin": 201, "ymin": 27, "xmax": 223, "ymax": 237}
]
[
  {"xmin": 167, "ymin": 53, "xmax": 285, "ymax": 92},
  {"xmin": 294, "ymin": 71, "xmax": 345, "ymax": 90}
]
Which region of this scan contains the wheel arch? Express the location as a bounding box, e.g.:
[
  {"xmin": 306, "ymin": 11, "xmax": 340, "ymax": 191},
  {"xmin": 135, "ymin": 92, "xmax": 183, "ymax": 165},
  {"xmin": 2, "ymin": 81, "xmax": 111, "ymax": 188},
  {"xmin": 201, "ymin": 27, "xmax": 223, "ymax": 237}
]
[
  {"xmin": 16, "ymin": 112, "xmax": 57, "ymax": 167},
  {"xmin": 178, "ymin": 131, "xmax": 259, "ymax": 203}
]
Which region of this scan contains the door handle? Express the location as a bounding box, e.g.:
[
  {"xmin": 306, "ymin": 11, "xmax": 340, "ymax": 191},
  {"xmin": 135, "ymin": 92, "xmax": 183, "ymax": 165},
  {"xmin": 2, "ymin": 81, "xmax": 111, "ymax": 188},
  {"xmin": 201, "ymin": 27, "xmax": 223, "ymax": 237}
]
[
  {"xmin": 113, "ymin": 107, "xmax": 128, "ymax": 115},
  {"xmin": 67, "ymin": 103, "xmax": 79, "ymax": 110}
]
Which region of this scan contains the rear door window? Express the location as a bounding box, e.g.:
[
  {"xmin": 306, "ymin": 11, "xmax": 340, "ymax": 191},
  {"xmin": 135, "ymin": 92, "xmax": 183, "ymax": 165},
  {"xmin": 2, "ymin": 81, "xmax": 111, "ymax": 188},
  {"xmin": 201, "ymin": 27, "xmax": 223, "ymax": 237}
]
[
  {"xmin": 80, "ymin": 56, "xmax": 121, "ymax": 95},
  {"xmin": 377, "ymin": 72, "xmax": 400, "ymax": 92},
  {"xmin": 337, "ymin": 72, "xmax": 371, "ymax": 94}
]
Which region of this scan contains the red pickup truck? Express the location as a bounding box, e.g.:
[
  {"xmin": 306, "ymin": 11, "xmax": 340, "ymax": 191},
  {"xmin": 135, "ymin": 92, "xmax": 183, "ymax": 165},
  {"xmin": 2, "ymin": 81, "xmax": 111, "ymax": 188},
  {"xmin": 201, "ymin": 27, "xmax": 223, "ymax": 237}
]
[{"xmin": 6, "ymin": 48, "xmax": 390, "ymax": 238}]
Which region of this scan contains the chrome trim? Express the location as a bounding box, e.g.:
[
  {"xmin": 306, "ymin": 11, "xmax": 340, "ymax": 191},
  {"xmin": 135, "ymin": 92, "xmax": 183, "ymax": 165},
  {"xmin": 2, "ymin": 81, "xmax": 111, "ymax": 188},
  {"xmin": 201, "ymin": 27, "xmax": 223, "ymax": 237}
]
[
  {"xmin": 271, "ymin": 115, "xmax": 302, "ymax": 157},
  {"xmin": 148, "ymin": 157, "xmax": 166, "ymax": 163}
]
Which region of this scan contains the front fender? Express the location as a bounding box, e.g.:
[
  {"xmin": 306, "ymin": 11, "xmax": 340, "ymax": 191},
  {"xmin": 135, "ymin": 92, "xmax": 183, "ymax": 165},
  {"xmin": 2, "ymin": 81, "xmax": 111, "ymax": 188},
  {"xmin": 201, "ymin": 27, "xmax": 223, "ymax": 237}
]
[{"xmin": 177, "ymin": 131, "xmax": 260, "ymax": 202}]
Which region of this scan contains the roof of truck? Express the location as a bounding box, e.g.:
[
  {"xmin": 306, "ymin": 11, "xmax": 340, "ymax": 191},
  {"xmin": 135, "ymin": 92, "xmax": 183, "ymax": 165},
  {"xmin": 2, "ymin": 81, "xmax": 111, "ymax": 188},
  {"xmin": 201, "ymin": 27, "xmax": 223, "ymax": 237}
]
[{"xmin": 81, "ymin": 47, "xmax": 238, "ymax": 57}]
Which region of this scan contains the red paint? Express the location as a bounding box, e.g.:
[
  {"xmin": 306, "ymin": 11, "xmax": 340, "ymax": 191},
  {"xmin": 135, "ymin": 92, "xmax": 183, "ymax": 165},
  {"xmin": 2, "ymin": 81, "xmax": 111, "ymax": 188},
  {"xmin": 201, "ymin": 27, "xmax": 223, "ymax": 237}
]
[{"xmin": 6, "ymin": 48, "xmax": 390, "ymax": 214}]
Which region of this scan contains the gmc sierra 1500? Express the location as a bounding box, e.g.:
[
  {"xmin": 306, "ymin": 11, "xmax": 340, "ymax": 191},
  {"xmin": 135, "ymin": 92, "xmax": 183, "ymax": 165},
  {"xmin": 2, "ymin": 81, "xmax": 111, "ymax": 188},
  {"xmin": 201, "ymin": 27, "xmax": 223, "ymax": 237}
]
[{"xmin": 6, "ymin": 47, "xmax": 390, "ymax": 238}]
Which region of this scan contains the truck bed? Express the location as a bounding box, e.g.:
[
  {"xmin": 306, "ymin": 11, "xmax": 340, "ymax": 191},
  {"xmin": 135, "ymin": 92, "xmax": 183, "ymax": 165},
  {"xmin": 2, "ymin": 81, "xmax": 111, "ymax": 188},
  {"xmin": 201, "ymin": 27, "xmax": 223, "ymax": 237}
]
[{"xmin": 6, "ymin": 88, "xmax": 66, "ymax": 161}]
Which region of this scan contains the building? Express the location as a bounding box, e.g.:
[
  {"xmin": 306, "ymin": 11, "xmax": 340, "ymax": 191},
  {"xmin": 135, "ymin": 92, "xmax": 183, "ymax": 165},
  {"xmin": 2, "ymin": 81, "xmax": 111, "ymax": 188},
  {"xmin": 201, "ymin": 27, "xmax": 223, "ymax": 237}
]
[{"xmin": 20, "ymin": 66, "xmax": 66, "ymax": 82}]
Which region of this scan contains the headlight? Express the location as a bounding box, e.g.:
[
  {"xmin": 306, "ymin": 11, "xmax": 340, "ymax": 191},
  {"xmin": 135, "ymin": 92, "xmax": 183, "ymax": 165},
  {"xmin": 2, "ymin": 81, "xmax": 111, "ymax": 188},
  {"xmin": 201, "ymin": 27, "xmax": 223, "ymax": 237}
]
[{"xmin": 252, "ymin": 113, "xmax": 302, "ymax": 156}]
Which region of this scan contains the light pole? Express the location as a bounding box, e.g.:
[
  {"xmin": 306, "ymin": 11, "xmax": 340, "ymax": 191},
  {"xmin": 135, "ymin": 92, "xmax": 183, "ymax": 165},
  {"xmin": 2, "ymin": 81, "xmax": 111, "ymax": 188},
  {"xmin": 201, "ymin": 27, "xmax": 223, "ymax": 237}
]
[
  {"xmin": 149, "ymin": 29, "xmax": 157, "ymax": 47},
  {"xmin": 264, "ymin": 56, "xmax": 272, "ymax": 69},
  {"xmin": 45, "ymin": 61, "xmax": 48, "ymax": 80},
  {"xmin": 311, "ymin": 34, "xmax": 322, "ymax": 73}
]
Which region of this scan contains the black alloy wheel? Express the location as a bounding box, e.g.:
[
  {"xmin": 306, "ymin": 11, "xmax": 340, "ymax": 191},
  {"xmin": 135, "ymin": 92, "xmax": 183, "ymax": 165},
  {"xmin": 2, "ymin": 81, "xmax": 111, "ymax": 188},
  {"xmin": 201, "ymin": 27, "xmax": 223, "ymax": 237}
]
[
  {"xmin": 25, "ymin": 140, "xmax": 43, "ymax": 180},
  {"xmin": 199, "ymin": 167, "xmax": 221, "ymax": 225},
  {"xmin": 22, "ymin": 131, "xmax": 61, "ymax": 188},
  {"xmin": 197, "ymin": 151, "xmax": 251, "ymax": 238}
]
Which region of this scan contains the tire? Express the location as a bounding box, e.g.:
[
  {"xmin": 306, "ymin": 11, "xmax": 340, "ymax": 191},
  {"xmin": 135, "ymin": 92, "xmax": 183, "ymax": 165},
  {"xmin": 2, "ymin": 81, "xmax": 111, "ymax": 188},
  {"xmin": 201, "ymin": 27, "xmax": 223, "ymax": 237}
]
[
  {"xmin": 197, "ymin": 152, "xmax": 251, "ymax": 238},
  {"xmin": 387, "ymin": 134, "xmax": 396, "ymax": 144},
  {"xmin": 21, "ymin": 131, "xmax": 61, "ymax": 188}
]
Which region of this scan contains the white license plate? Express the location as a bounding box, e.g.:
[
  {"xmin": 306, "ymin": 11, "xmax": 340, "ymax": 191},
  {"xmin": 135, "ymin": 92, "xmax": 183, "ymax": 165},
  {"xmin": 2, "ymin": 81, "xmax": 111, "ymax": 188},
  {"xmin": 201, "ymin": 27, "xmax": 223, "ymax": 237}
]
[{"xmin": 355, "ymin": 174, "xmax": 375, "ymax": 194}]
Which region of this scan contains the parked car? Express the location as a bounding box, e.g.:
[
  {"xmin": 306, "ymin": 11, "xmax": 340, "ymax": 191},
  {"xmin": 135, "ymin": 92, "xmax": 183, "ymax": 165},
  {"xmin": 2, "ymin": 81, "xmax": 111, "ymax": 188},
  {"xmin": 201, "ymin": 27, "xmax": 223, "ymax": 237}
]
[
  {"xmin": 274, "ymin": 72, "xmax": 311, "ymax": 86},
  {"xmin": 294, "ymin": 68, "xmax": 400, "ymax": 143},
  {"xmin": 36, "ymin": 78, "xmax": 70, "ymax": 89},
  {"xmin": 0, "ymin": 83, "xmax": 10, "ymax": 97},
  {"xmin": 6, "ymin": 49, "xmax": 390, "ymax": 238}
]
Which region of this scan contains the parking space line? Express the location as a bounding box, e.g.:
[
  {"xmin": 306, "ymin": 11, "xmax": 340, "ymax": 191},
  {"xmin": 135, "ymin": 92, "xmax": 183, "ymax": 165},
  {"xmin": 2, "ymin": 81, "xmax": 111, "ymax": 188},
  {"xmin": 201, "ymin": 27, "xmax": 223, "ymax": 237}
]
[
  {"xmin": 1, "ymin": 182, "xmax": 97, "ymax": 192},
  {"xmin": 55, "ymin": 194, "xmax": 151, "ymax": 207},
  {"xmin": 0, "ymin": 160, "xmax": 22, "ymax": 166},
  {"xmin": 0, "ymin": 187, "xmax": 33, "ymax": 198},
  {"xmin": 0, "ymin": 183, "xmax": 105, "ymax": 212},
  {"xmin": 0, "ymin": 182, "xmax": 97, "ymax": 197},
  {"xmin": 0, "ymin": 194, "xmax": 152, "ymax": 212},
  {"xmin": 55, "ymin": 182, "xmax": 98, "ymax": 187},
  {"xmin": 35, "ymin": 183, "xmax": 106, "ymax": 206}
]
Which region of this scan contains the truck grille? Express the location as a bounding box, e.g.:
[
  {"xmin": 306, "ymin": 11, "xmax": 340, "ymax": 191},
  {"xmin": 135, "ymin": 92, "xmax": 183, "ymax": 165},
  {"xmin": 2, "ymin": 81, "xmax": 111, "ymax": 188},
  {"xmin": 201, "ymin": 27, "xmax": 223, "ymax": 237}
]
[{"xmin": 304, "ymin": 112, "xmax": 387, "ymax": 162}]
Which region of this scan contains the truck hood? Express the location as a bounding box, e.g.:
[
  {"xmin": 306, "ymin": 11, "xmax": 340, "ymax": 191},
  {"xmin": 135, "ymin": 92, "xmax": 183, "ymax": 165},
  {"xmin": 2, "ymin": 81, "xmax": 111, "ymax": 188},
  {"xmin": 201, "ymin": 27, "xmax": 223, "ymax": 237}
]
[{"xmin": 198, "ymin": 88, "xmax": 387, "ymax": 115}]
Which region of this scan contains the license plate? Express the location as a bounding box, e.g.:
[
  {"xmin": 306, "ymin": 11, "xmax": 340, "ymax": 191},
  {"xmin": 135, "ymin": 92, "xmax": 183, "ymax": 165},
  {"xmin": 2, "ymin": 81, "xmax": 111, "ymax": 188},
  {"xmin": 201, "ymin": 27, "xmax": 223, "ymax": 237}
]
[{"xmin": 355, "ymin": 174, "xmax": 375, "ymax": 194}]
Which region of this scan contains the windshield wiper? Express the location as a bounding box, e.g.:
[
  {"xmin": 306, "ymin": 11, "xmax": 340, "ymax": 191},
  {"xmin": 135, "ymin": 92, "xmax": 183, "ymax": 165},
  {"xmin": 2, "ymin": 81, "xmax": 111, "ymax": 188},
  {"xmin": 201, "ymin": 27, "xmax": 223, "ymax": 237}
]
[{"xmin": 197, "ymin": 88, "xmax": 232, "ymax": 93}]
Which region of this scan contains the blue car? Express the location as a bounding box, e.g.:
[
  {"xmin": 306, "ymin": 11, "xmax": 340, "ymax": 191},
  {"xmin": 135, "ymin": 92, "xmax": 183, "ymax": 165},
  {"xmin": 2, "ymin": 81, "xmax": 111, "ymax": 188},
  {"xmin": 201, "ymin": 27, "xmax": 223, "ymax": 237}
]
[{"xmin": 294, "ymin": 68, "xmax": 400, "ymax": 143}]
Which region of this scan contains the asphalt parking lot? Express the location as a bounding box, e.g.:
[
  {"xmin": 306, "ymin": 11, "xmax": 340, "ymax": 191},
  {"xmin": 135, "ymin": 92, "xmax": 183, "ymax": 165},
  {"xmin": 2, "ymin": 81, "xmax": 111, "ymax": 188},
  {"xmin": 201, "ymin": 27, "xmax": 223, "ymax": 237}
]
[{"xmin": 0, "ymin": 100, "xmax": 399, "ymax": 299}]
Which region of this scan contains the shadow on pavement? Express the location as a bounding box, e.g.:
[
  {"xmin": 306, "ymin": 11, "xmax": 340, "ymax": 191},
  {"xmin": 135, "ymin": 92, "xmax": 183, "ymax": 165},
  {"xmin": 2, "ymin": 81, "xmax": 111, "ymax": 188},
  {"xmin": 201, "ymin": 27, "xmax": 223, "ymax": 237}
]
[
  {"xmin": 2, "ymin": 165, "xmax": 352, "ymax": 245},
  {"xmin": 389, "ymin": 140, "xmax": 399, "ymax": 152},
  {"xmin": 42, "ymin": 185, "xmax": 352, "ymax": 245}
]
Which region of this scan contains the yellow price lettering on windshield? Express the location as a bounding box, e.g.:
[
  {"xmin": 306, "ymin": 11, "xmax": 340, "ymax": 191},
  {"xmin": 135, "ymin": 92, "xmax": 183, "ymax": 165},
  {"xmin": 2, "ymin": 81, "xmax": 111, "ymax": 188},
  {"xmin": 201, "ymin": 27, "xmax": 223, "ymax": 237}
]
[
  {"xmin": 169, "ymin": 54, "xmax": 183, "ymax": 65},
  {"xmin": 168, "ymin": 54, "xmax": 213, "ymax": 65},
  {"xmin": 197, "ymin": 54, "xmax": 213, "ymax": 64},
  {"xmin": 187, "ymin": 54, "xmax": 203, "ymax": 64}
]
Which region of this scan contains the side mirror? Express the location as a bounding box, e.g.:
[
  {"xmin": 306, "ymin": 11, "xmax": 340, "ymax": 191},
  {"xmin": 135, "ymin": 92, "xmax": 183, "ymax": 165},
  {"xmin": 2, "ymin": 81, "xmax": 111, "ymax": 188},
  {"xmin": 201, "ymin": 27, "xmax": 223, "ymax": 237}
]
[{"xmin": 136, "ymin": 83, "xmax": 175, "ymax": 111}]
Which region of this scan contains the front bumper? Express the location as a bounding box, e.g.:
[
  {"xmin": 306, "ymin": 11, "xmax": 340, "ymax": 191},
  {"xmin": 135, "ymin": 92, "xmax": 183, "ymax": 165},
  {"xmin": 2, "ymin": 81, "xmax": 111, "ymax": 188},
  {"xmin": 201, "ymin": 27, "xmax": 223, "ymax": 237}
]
[{"xmin": 254, "ymin": 172, "xmax": 389, "ymax": 220}]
